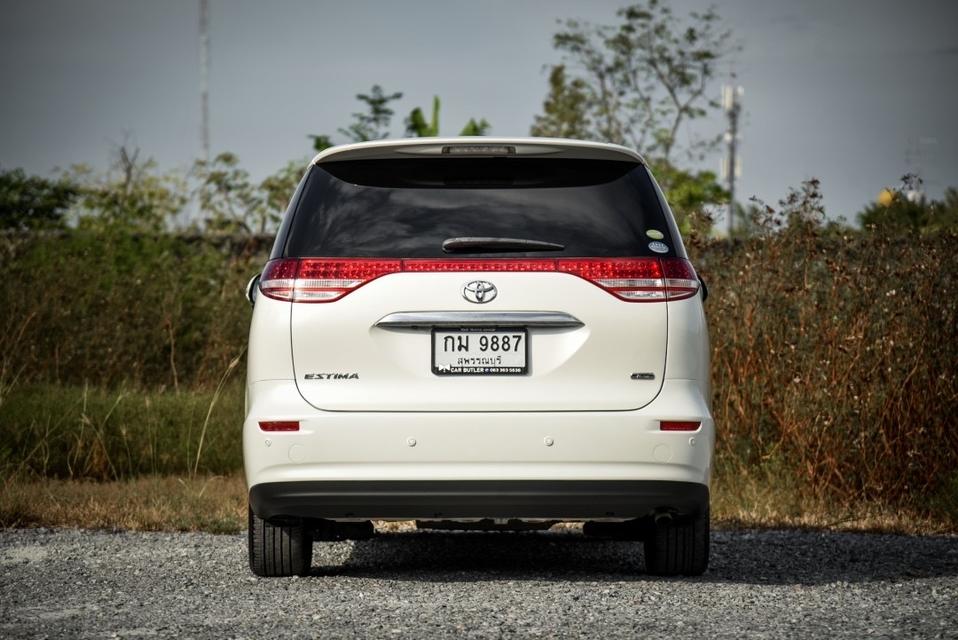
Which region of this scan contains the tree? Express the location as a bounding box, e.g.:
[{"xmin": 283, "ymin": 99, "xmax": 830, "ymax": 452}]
[
  {"xmin": 531, "ymin": 1, "xmax": 735, "ymax": 235},
  {"xmin": 406, "ymin": 96, "xmax": 441, "ymax": 137},
  {"xmin": 309, "ymin": 135, "xmax": 334, "ymax": 153},
  {"xmin": 193, "ymin": 152, "xmax": 259, "ymax": 234},
  {"xmin": 405, "ymin": 96, "xmax": 491, "ymax": 137},
  {"xmin": 258, "ymin": 160, "xmax": 304, "ymax": 226},
  {"xmin": 70, "ymin": 146, "xmax": 187, "ymax": 233},
  {"xmin": 942, "ymin": 188, "xmax": 958, "ymax": 229},
  {"xmin": 194, "ymin": 152, "xmax": 304, "ymax": 235},
  {"xmin": 309, "ymin": 85, "xmax": 403, "ymax": 151},
  {"xmin": 858, "ymin": 175, "xmax": 958, "ymax": 232},
  {"xmin": 647, "ymin": 160, "xmax": 726, "ymax": 236},
  {"xmin": 459, "ymin": 117, "xmax": 492, "ymax": 136},
  {"xmin": 337, "ymin": 84, "xmax": 403, "ymax": 143},
  {"xmin": 0, "ymin": 167, "xmax": 78, "ymax": 230},
  {"xmin": 310, "ymin": 87, "xmax": 491, "ymax": 149},
  {"xmin": 745, "ymin": 178, "xmax": 829, "ymax": 239},
  {"xmin": 530, "ymin": 65, "xmax": 592, "ymax": 139},
  {"xmin": 537, "ymin": 0, "xmax": 735, "ymax": 164}
]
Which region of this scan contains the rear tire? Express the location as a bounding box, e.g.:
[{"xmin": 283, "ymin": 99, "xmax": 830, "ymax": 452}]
[
  {"xmin": 643, "ymin": 505, "xmax": 709, "ymax": 576},
  {"xmin": 248, "ymin": 506, "xmax": 312, "ymax": 577}
]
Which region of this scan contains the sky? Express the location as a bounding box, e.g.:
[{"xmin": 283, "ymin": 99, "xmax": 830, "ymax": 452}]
[{"xmin": 1, "ymin": 0, "xmax": 957, "ymax": 225}]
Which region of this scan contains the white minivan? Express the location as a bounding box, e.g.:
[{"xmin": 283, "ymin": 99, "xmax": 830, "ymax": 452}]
[{"xmin": 244, "ymin": 138, "xmax": 713, "ymax": 577}]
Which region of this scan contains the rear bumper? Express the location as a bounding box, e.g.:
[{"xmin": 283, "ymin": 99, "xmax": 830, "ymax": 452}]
[
  {"xmin": 243, "ymin": 377, "xmax": 714, "ymax": 518},
  {"xmin": 249, "ymin": 479, "xmax": 708, "ymax": 521}
]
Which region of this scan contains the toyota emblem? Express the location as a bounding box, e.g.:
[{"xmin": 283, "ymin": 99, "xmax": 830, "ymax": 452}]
[{"xmin": 462, "ymin": 280, "xmax": 497, "ymax": 304}]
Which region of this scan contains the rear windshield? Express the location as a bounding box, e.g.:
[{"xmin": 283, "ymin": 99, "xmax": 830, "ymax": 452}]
[{"xmin": 281, "ymin": 158, "xmax": 674, "ymax": 258}]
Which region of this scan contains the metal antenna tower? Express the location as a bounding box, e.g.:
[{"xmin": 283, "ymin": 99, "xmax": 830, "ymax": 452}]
[
  {"xmin": 199, "ymin": 0, "xmax": 210, "ymax": 163},
  {"xmin": 721, "ymin": 84, "xmax": 743, "ymax": 237}
]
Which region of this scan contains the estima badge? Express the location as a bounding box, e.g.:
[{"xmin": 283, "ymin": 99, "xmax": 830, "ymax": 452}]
[
  {"xmin": 462, "ymin": 280, "xmax": 497, "ymax": 304},
  {"xmin": 304, "ymin": 373, "xmax": 359, "ymax": 380}
]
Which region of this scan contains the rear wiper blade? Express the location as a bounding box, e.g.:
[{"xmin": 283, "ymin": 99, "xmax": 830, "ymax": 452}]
[{"xmin": 442, "ymin": 237, "xmax": 565, "ymax": 253}]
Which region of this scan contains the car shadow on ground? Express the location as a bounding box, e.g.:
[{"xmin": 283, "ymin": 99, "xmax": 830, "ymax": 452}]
[{"xmin": 310, "ymin": 529, "xmax": 958, "ymax": 585}]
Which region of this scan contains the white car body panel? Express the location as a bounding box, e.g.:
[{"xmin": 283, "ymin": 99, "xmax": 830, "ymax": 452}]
[
  {"xmin": 244, "ymin": 378, "xmax": 712, "ymax": 490},
  {"xmin": 244, "ymin": 136, "xmax": 713, "ymax": 525},
  {"xmin": 290, "ymin": 272, "xmax": 667, "ymax": 412},
  {"xmin": 309, "ymin": 136, "xmax": 646, "ymax": 165}
]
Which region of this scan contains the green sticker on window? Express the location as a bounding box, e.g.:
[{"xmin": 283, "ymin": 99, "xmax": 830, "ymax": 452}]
[{"xmin": 646, "ymin": 229, "xmax": 664, "ymax": 240}]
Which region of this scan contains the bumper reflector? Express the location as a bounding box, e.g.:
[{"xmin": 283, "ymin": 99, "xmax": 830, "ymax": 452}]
[
  {"xmin": 259, "ymin": 421, "xmax": 300, "ymax": 432},
  {"xmin": 660, "ymin": 421, "xmax": 701, "ymax": 432}
]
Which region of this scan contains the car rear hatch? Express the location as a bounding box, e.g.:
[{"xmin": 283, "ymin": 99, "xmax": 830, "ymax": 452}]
[{"xmin": 264, "ymin": 146, "xmax": 698, "ymax": 412}]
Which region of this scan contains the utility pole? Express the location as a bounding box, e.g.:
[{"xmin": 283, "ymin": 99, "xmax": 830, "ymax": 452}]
[
  {"xmin": 199, "ymin": 0, "xmax": 210, "ymax": 163},
  {"xmin": 722, "ymin": 84, "xmax": 743, "ymax": 237},
  {"xmin": 904, "ymin": 136, "xmax": 937, "ymax": 202}
]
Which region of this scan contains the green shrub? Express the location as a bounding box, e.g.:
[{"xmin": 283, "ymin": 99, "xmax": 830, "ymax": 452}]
[
  {"xmin": 2, "ymin": 227, "xmax": 957, "ymax": 517},
  {"xmin": 0, "ymin": 231, "xmax": 259, "ymax": 389}
]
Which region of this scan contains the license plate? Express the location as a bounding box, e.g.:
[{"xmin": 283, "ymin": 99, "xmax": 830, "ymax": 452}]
[{"xmin": 432, "ymin": 328, "xmax": 528, "ymax": 375}]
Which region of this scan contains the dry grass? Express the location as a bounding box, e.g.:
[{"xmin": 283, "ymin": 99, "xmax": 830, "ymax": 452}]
[
  {"xmin": 0, "ymin": 384, "xmax": 244, "ymax": 480},
  {"xmin": 693, "ymin": 218, "xmax": 958, "ymax": 513},
  {"xmin": 0, "ymin": 475, "xmax": 247, "ymax": 534},
  {"xmin": 1, "ymin": 474, "xmax": 953, "ymax": 536},
  {"xmin": 2, "ymin": 199, "xmax": 957, "ymax": 532},
  {"xmin": 710, "ymin": 467, "xmax": 957, "ymax": 536}
]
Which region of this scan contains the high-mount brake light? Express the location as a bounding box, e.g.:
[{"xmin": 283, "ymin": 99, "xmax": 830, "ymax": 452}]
[
  {"xmin": 259, "ymin": 257, "xmax": 699, "ymax": 303},
  {"xmin": 441, "ymin": 144, "xmax": 516, "ymax": 156}
]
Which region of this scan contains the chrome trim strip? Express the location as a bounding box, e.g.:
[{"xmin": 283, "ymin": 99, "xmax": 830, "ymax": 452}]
[{"xmin": 375, "ymin": 311, "xmax": 584, "ymax": 329}]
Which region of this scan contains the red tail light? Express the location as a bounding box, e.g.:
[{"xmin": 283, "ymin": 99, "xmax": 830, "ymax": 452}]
[
  {"xmin": 557, "ymin": 258, "xmax": 665, "ymax": 301},
  {"xmin": 403, "ymin": 259, "xmax": 556, "ymax": 273},
  {"xmin": 259, "ymin": 257, "xmax": 699, "ymax": 303},
  {"xmin": 258, "ymin": 258, "xmax": 299, "ymax": 301},
  {"xmin": 259, "ymin": 258, "xmax": 401, "ymax": 302},
  {"xmin": 294, "ymin": 258, "xmax": 401, "ymax": 302},
  {"xmin": 661, "ymin": 259, "xmax": 701, "ymax": 301},
  {"xmin": 556, "ymin": 258, "xmax": 700, "ymax": 301}
]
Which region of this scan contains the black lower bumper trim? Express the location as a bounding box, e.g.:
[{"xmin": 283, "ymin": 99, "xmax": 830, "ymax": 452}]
[{"xmin": 248, "ymin": 480, "xmax": 708, "ymax": 521}]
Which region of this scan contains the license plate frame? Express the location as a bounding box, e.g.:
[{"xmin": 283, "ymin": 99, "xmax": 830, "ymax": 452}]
[{"xmin": 431, "ymin": 327, "xmax": 529, "ymax": 376}]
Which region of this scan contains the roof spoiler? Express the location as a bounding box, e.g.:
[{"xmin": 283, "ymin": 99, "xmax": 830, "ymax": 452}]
[{"xmin": 311, "ymin": 137, "xmax": 645, "ymax": 165}]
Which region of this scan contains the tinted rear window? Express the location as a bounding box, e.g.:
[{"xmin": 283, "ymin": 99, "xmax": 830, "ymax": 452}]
[{"xmin": 282, "ymin": 158, "xmax": 673, "ymax": 258}]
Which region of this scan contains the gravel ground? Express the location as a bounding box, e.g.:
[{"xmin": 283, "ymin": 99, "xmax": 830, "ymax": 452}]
[{"xmin": 1, "ymin": 527, "xmax": 957, "ymax": 639}]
